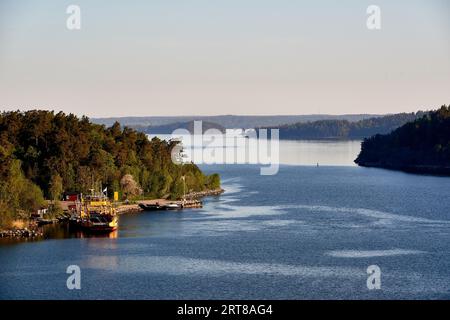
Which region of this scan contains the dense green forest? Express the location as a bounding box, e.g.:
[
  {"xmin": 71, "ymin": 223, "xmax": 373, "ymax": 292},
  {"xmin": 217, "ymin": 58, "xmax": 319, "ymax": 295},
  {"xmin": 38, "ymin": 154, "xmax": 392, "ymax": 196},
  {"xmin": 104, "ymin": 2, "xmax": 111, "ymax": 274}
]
[
  {"xmin": 266, "ymin": 112, "xmax": 424, "ymax": 140},
  {"xmin": 0, "ymin": 110, "xmax": 220, "ymax": 228},
  {"xmin": 355, "ymin": 105, "xmax": 450, "ymax": 174}
]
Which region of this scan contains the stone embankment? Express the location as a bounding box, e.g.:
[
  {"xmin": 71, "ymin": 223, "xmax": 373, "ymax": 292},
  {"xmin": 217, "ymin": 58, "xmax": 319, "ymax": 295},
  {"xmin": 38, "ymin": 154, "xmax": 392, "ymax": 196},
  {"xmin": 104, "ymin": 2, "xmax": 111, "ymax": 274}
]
[{"xmin": 0, "ymin": 228, "xmax": 43, "ymax": 239}]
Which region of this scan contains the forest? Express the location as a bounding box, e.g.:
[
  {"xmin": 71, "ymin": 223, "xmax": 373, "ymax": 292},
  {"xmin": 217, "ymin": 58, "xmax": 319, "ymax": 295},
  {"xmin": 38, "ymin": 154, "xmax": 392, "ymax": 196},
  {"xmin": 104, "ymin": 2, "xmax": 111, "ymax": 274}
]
[
  {"xmin": 355, "ymin": 105, "xmax": 450, "ymax": 174},
  {"xmin": 0, "ymin": 110, "xmax": 220, "ymax": 228},
  {"xmin": 267, "ymin": 112, "xmax": 424, "ymax": 140}
]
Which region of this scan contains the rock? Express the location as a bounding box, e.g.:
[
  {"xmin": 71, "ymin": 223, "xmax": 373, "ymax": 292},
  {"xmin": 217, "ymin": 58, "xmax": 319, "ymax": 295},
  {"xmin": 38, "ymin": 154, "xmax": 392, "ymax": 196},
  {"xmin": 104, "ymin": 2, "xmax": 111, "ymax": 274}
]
[{"xmin": 0, "ymin": 227, "xmax": 43, "ymax": 239}]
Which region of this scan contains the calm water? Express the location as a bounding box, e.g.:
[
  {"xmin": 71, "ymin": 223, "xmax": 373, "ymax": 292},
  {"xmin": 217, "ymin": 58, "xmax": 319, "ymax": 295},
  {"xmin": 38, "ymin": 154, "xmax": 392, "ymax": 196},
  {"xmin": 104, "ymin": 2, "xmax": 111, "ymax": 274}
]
[{"xmin": 2, "ymin": 140, "xmax": 450, "ymax": 299}]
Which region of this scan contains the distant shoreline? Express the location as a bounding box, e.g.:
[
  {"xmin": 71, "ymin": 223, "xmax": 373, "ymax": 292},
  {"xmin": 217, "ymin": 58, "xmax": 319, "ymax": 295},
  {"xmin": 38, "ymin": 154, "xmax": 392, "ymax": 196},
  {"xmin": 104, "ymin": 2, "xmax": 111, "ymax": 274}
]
[{"xmin": 356, "ymin": 162, "xmax": 450, "ymax": 176}]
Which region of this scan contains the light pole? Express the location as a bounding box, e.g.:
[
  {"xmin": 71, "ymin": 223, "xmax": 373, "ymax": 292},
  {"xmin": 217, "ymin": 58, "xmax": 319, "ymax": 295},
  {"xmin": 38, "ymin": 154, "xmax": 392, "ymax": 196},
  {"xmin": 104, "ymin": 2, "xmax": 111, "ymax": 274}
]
[{"xmin": 181, "ymin": 175, "xmax": 186, "ymax": 206}]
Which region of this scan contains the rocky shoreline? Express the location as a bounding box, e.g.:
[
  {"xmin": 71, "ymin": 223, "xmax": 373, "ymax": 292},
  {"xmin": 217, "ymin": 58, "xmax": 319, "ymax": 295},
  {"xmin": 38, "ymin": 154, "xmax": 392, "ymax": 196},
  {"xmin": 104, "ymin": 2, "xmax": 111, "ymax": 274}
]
[
  {"xmin": 185, "ymin": 188, "xmax": 225, "ymax": 199},
  {"xmin": 116, "ymin": 204, "xmax": 142, "ymax": 214},
  {"xmin": 0, "ymin": 228, "xmax": 43, "ymax": 239}
]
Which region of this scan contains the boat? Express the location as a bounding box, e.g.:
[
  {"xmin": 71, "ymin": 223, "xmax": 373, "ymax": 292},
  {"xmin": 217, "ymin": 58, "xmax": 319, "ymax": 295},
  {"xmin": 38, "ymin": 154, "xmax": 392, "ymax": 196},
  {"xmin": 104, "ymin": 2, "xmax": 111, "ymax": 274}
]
[
  {"xmin": 70, "ymin": 191, "xmax": 118, "ymax": 233},
  {"xmin": 139, "ymin": 203, "xmax": 163, "ymax": 211},
  {"xmin": 163, "ymin": 203, "xmax": 182, "ymax": 210},
  {"xmin": 138, "ymin": 202, "xmax": 182, "ymax": 211},
  {"xmin": 81, "ymin": 213, "xmax": 118, "ymax": 233},
  {"xmin": 68, "ymin": 216, "xmax": 82, "ymax": 230},
  {"xmin": 36, "ymin": 218, "xmax": 55, "ymax": 226}
]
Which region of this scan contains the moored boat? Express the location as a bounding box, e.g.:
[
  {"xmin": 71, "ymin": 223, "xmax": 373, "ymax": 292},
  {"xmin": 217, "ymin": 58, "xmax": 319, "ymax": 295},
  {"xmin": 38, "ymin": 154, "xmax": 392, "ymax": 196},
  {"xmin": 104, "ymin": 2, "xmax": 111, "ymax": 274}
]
[
  {"xmin": 80, "ymin": 213, "xmax": 118, "ymax": 233},
  {"xmin": 138, "ymin": 201, "xmax": 182, "ymax": 211},
  {"xmin": 69, "ymin": 191, "xmax": 118, "ymax": 233},
  {"xmin": 139, "ymin": 203, "xmax": 163, "ymax": 211},
  {"xmin": 163, "ymin": 203, "xmax": 182, "ymax": 210}
]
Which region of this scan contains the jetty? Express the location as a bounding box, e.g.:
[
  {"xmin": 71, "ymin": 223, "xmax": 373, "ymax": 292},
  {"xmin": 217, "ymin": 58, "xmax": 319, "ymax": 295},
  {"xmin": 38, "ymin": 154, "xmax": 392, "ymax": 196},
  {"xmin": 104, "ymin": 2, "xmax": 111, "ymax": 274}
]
[
  {"xmin": 138, "ymin": 198, "xmax": 203, "ymax": 211},
  {"xmin": 136, "ymin": 188, "xmax": 223, "ymax": 212},
  {"xmin": 136, "ymin": 188, "xmax": 224, "ymax": 211}
]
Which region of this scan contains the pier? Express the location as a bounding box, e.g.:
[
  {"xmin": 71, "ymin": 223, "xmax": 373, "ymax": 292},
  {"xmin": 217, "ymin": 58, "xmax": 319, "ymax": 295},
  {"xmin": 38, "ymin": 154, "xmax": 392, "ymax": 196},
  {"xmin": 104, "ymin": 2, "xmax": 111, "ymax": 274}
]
[{"xmin": 138, "ymin": 199, "xmax": 203, "ymax": 210}]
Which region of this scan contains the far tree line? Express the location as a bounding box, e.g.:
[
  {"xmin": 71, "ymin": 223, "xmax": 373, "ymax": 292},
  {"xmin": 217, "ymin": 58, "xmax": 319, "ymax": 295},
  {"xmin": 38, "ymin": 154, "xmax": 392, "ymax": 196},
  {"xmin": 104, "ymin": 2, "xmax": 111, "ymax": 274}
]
[{"xmin": 263, "ymin": 112, "xmax": 425, "ymax": 140}]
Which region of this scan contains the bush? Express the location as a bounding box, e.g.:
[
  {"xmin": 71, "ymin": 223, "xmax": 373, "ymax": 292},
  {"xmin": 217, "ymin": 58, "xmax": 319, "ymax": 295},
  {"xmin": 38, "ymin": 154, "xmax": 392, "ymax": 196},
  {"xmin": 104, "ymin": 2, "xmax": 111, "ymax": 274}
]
[{"xmin": 0, "ymin": 159, "xmax": 45, "ymax": 229}]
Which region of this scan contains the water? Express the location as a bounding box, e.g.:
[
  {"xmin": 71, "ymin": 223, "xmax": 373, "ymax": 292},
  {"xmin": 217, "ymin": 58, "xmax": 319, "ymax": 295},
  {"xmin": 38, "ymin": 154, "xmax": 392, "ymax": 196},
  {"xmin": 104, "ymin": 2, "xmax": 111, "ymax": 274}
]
[
  {"xmin": 2, "ymin": 140, "xmax": 450, "ymax": 299},
  {"xmin": 150, "ymin": 134, "xmax": 361, "ymax": 166}
]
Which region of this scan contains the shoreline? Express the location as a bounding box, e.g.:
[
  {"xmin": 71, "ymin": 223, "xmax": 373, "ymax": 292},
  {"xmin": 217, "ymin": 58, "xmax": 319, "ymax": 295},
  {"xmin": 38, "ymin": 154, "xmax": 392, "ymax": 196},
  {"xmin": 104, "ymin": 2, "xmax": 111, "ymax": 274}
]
[
  {"xmin": 0, "ymin": 228, "xmax": 43, "ymax": 239},
  {"xmin": 0, "ymin": 188, "xmax": 225, "ymax": 239},
  {"xmin": 356, "ymin": 162, "xmax": 450, "ymax": 176},
  {"xmin": 184, "ymin": 188, "xmax": 225, "ymax": 199},
  {"xmin": 0, "ymin": 220, "xmax": 44, "ymax": 239},
  {"xmin": 116, "ymin": 188, "xmax": 225, "ymax": 214}
]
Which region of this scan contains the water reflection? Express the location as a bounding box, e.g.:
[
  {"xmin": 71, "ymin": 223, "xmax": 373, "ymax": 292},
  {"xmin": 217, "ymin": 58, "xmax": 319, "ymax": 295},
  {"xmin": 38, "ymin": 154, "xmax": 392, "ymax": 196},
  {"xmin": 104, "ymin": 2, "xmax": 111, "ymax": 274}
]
[
  {"xmin": 85, "ymin": 254, "xmax": 119, "ymax": 270},
  {"xmin": 42, "ymin": 223, "xmax": 118, "ymax": 240},
  {"xmin": 151, "ymin": 134, "xmax": 361, "ymax": 166}
]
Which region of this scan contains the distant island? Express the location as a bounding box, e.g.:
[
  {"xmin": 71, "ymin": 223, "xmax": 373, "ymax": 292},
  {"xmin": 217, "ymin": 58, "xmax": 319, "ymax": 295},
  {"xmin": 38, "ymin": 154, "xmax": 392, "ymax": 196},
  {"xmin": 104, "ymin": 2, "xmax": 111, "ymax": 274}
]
[
  {"xmin": 0, "ymin": 110, "xmax": 220, "ymax": 230},
  {"xmin": 93, "ymin": 114, "xmax": 382, "ymax": 129},
  {"xmin": 263, "ymin": 112, "xmax": 424, "ymax": 140},
  {"xmin": 137, "ymin": 120, "xmax": 226, "ymax": 134},
  {"xmin": 93, "ymin": 113, "xmax": 426, "ymax": 140},
  {"xmin": 355, "ymin": 105, "xmax": 450, "ymax": 175}
]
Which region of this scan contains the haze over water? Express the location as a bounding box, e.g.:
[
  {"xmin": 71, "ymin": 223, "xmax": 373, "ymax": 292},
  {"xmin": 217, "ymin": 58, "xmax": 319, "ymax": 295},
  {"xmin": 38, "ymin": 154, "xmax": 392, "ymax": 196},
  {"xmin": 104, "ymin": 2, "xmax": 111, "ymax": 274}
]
[{"xmin": 150, "ymin": 134, "xmax": 362, "ymax": 166}]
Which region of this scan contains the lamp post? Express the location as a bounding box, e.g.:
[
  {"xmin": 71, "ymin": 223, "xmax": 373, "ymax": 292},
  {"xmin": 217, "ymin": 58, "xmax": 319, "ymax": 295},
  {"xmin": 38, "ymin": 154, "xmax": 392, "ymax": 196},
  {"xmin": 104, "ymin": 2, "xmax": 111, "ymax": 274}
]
[{"xmin": 181, "ymin": 175, "xmax": 186, "ymax": 206}]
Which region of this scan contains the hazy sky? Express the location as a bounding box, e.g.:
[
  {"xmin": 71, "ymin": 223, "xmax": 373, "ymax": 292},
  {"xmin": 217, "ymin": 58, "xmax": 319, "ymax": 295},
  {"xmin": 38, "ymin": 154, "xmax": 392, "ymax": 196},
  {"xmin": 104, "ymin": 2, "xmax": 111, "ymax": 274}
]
[{"xmin": 0, "ymin": 0, "xmax": 449, "ymax": 117}]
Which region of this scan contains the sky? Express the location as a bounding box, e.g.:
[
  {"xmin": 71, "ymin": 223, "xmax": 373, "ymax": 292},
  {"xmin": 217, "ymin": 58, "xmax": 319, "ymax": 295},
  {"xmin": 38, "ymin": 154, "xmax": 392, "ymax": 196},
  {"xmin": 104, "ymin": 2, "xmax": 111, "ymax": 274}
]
[{"xmin": 0, "ymin": 0, "xmax": 449, "ymax": 117}]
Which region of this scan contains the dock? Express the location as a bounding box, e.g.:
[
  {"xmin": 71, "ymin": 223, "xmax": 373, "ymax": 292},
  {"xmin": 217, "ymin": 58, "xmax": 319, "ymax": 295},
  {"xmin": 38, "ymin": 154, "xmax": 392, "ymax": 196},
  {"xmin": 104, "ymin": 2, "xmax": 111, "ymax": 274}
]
[{"xmin": 138, "ymin": 198, "xmax": 203, "ymax": 209}]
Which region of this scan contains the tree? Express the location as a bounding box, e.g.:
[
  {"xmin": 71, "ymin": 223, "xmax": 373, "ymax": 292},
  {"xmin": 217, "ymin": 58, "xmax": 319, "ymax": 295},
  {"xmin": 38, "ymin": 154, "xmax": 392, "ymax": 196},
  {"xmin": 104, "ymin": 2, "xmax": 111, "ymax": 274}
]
[
  {"xmin": 206, "ymin": 174, "xmax": 221, "ymax": 190},
  {"xmin": 49, "ymin": 174, "xmax": 63, "ymax": 201},
  {"xmin": 0, "ymin": 198, "xmax": 12, "ymax": 229},
  {"xmin": 0, "ymin": 159, "xmax": 45, "ymax": 228},
  {"xmin": 268, "ymin": 112, "xmax": 423, "ymax": 140},
  {"xmin": 355, "ymin": 105, "xmax": 450, "ymax": 174},
  {"xmin": 0, "ymin": 110, "xmax": 220, "ymax": 206},
  {"xmin": 120, "ymin": 174, "xmax": 143, "ymax": 199}
]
